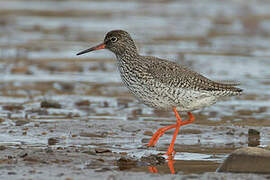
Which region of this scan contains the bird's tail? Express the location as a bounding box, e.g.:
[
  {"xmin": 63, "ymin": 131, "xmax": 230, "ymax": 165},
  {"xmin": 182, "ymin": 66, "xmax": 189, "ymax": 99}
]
[{"xmin": 215, "ymin": 82, "xmax": 243, "ymax": 96}]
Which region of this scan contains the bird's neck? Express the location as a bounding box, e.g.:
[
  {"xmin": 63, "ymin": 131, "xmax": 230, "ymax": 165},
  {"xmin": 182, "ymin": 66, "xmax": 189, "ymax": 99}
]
[{"xmin": 116, "ymin": 48, "xmax": 139, "ymax": 63}]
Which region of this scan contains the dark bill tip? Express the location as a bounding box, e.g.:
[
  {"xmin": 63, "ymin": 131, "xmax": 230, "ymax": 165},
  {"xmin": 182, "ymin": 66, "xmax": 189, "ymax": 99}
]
[{"xmin": 76, "ymin": 43, "xmax": 105, "ymax": 56}]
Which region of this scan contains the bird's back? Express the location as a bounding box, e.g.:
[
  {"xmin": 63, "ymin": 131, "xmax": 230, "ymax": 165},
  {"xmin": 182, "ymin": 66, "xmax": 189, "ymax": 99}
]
[{"xmin": 143, "ymin": 56, "xmax": 243, "ymax": 96}]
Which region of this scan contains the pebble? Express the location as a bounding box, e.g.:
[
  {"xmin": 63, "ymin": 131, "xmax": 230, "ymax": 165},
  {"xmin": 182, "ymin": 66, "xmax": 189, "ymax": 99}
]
[
  {"xmin": 218, "ymin": 147, "xmax": 270, "ymax": 173},
  {"xmin": 15, "ymin": 120, "xmax": 30, "ymax": 126},
  {"xmin": 48, "ymin": 137, "xmax": 60, "ymax": 145},
  {"xmin": 40, "ymin": 101, "xmax": 61, "ymax": 109},
  {"xmin": 75, "ymin": 100, "xmax": 91, "ymax": 106},
  {"xmin": 95, "ymin": 148, "xmax": 111, "ymax": 154}
]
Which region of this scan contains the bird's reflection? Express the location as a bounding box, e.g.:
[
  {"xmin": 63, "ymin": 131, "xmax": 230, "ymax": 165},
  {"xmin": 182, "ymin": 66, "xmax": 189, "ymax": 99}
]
[
  {"xmin": 148, "ymin": 155, "xmax": 176, "ymax": 174},
  {"xmin": 148, "ymin": 166, "xmax": 158, "ymax": 173}
]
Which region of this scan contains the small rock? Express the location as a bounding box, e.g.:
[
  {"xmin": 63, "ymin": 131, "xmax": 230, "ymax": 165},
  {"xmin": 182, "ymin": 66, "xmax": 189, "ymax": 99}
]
[
  {"xmin": 96, "ymin": 158, "xmax": 105, "ymax": 162},
  {"xmin": 180, "ymin": 129, "xmax": 202, "ymax": 134},
  {"xmin": 65, "ymin": 178, "xmax": 73, "ymax": 180},
  {"xmin": 218, "ymin": 147, "xmax": 270, "ymax": 173},
  {"xmin": 141, "ymin": 154, "xmax": 165, "ymax": 166},
  {"xmin": 0, "ymin": 145, "xmax": 7, "ymax": 151},
  {"xmin": 117, "ymin": 157, "xmax": 137, "ymax": 170},
  {"xmin": 15, "ymin": 120, "xmax": 29, "ymax": 126},
  {"xmin": 141, "ymin": 138, "xmax": 150, "ymax": 143},
  {"xmin": 7, "ymin": 172, "xmax": 16, "ymax": 175},
  {"xmin": 82, "ymin": 150, "xmax": 96, "ymax": 155},
  {"xmin": 23, "ymin": 156, "xmax": 46, "ymax": 163},
  {"xmin": 248, "ymin": 129, "xmax": 260, "ymax": 136},
  {"xmin": 19, "ymin": 152, "xmax": 28, "ymax": 158},
  {"xmin": 41, "ymin": 101, "xmax": 61, "ymax": 109},
  {"xmin": 34, "ymin": 123, "xmax": 40, "ymax": 127},
  {"xmin": 257, "ymin": 106, "xmax": 267, "ymax": 113},
  {"xmin": 29, "ymin": 170, "xmax": 36, "ymax": 174},
  {"xmin": 95, "ymin": 167, "xmax": 111, "ymax": 172},
  {"xmin": 45, "ymin": 147, "xmax": 53, "ymax": 153},
  {"xmin": 117, "ymin": 98, "xmax": 132, "ymax": 108},
  {"xmin": 226, "ymin": 129, "xmax": 235, "ymax": 135},
  {"xmin": 0, "ymin": 118, "xmax": 5, "ymax": 123},
  {"xmin": 58, "ymin": 82, "xmax": 74, "ymax": 92},
  {"xmin": 2, "ymin": 105, "xmax": 24, "ymax": 111},
  {"xmin": 10, "ymin": 66, "xmax": 31, "ymax": 74},
  {"xmin": 48, "ymin": 137, "xmax": 60, "ymax": 145},
  {"xmin": 22, "ymin": 127, "xmax": 29, "ymax": 131},
  {"xmin": 119, "ymin": 152, "xmax": 128, "ymax": 156},
  {"xmin": 248, "ymin": 129, "xmax": 260, "ymax": 147},
  {"xmin": 208, "ymin": 111, "xmax": 218, "ymax": 116},
  {"xmin": 95, "ymin": 148, "xmax": 111, "ymax": 154},
  {"xmin": 143, "ymin": 131, "xmax": 153, "ymax": 136},
  {"xmin": 103, "ymin": 101, "xmax": 109, "ymax": 107},
  {"xmin": 57, "ymin": 173, "xmax": 65, "ymax": 177},
  {"xmin": 23, "ymin": 157, "xmax": 38, "ymax": 162},
  {"xmin": 75, "ymin": 100, "xmax": 91, "ymax": 106}
]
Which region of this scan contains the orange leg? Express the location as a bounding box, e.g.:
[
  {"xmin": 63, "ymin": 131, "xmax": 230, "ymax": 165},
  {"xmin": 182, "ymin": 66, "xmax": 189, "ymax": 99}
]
[
  {"xmin": 147, "ymin": 108, "xmax": 195, "ymax": 156},
  {"xmin": 148, "ymin": 124, "xmax": 177, "ymax": 147},
  {"xmin": 148, "ymin": 166, "xmax": 158, "ymax": 173},
  {"xmin": 167, "ymin": 158, "xmax": 176, "ymax": 174},
  {"xmin": 166, "ymin": 109, "xmax": 195, "ymax": 155}
]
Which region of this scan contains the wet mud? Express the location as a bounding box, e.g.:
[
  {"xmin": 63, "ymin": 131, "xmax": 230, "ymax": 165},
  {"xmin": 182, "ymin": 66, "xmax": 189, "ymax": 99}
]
[{"xmin": 0, "ymin": 0, "xmax": 270, "ymax": 179}]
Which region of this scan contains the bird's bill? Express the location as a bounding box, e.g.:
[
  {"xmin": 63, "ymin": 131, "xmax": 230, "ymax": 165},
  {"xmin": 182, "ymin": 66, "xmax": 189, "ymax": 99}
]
[{"xmin": 76, "ymin": 43, "xmax": 105, "ymax": 55}]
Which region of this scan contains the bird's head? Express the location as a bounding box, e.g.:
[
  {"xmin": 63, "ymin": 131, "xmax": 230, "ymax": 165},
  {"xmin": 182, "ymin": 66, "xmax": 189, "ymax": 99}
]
[{"xmin": 77, "ymin": 30, "xmax": 137, "ymax": 56}]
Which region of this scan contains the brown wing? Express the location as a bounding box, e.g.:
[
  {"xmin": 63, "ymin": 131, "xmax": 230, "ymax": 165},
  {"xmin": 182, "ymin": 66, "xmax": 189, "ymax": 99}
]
[{"xmin": 147, "ymin": 57, "xmax": 243, "ymax": 94}]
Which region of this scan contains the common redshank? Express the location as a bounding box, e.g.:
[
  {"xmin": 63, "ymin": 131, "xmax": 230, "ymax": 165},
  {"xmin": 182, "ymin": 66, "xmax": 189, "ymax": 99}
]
[{"xmin": 76, "ymin": 30, "xmax": 242, "ymax": 156}]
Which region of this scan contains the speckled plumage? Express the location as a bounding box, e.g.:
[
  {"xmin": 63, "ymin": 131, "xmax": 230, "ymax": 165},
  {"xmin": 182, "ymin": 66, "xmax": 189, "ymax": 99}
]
[{"xmin": 81, "ymin": 30, "xmax": 243, "ymax": 112}]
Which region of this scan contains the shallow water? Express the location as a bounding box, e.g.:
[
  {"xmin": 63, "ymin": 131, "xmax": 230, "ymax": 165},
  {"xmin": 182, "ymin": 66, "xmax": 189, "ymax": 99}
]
[{"xmin": 0, "ymin": 0, "xmax": 270, "ymax": 179}]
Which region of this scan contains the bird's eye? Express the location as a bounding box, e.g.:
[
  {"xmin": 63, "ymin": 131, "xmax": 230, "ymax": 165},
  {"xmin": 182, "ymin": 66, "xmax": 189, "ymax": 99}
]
[{"xmin": 110, "ymin": 37, "xmax": 118, "ymax": 42}]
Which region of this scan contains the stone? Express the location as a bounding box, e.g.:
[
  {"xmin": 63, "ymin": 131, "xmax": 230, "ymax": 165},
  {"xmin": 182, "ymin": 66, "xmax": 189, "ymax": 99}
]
[
  {"xmin": 218, "ymin": 147, "xmax": 270, "ymax": 173},
  {"xmin": 41, "ymin": 100, "xmax": 61, "ymax": 109}
]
